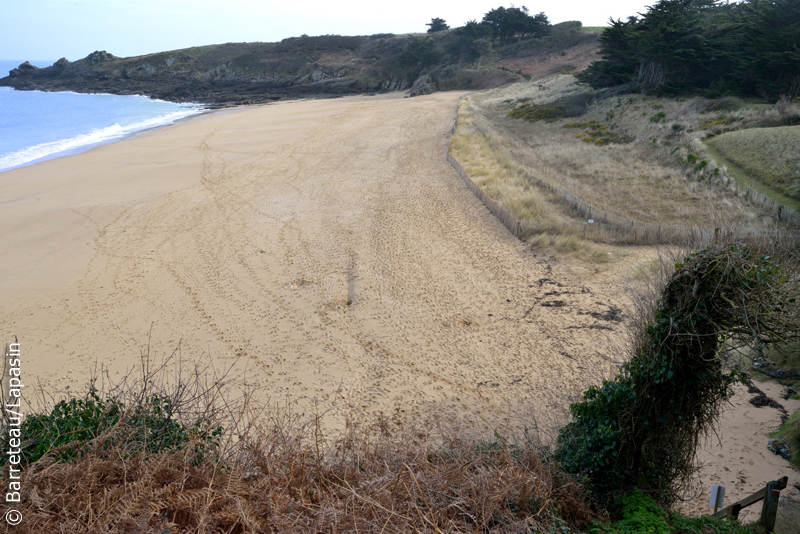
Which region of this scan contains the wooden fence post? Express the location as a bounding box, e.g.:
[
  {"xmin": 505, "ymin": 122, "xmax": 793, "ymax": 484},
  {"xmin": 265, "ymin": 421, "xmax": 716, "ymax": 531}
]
[{"xmin": 760, "ymin": 478, "xmax": 785, "ymax": 533}]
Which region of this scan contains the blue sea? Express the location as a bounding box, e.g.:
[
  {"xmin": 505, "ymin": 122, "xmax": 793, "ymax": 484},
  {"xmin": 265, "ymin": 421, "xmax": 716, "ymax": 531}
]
[{"xmin": 0, "ymin": 59, "xmax": 204, "ymax": 172}]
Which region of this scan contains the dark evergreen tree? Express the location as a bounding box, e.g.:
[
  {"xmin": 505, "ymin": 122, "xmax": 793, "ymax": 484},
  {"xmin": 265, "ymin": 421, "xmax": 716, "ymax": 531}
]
[
  {"xmin": 426, "ymin": 17, "xmax": 450, "ymax": 33},
  {"xmin": 447, "ymin": 20, "xmax": 491, "ymax": 66},
  {"xmin": 740, "ymin": 0, "xmax": 800, "ymax": 100},
  {"xmin": 635, "ymin": 0, "xmax": 718, "ymax": 92},
  {"xmin": 578, "ymin": 17, "xmax": 642, "ymax": 88},
  {"xmin": 481, "ymin": 6, "xmax": 550, "ymax": 46},
  {"xmin": 396, "ymin": 37, "xmax": 443, "ymax": 78},
  {"xmin": 578, "ymin": 0, "xmax": 800, "ymax": 100}
]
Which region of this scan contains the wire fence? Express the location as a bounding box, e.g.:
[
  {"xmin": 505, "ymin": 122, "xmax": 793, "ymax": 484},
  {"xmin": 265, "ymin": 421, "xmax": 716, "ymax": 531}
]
[{"xmin": 447, "ymin": 97, "xmax": 799, "ymax": 245}]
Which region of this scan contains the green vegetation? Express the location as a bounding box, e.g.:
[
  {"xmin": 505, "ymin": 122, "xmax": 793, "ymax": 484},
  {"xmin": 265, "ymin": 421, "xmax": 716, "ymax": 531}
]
[
  {"xmin": 578, "ymin": 0, "xmax": 800, "ymax": 101},
  {"xmin": 1, "ymin": 390, "xmax": 220, "ymax": 467},
  {"xmin": 702, "ymin": 140, "xmax": 800, "ymax": 211},
  {"xmin": 587, "ymin": 490, "xmax": 761, "ymax": 533},
  {"xmin": 565, "ymin": 120, "xmax": 632, "ymax": 145},
  {"xmin": 770, "ymin": 411, "xmax": 800, "ymax": 467},
  {"xmin": 707, "ymin": 126, "xmax": 800, "ymax": 201},
  {"xmin": 481, "ymin": 6, "xmax": 551, "ymax": 46},
  {"xmin": 507, "ymin": 103, "xmax": 565, "ymax": 121},
  {"xmin": 394, "ymin": 36, "xmax": 443, "ymax": 78},
  {"xmin": 557, "ymin": 240, "xmax": 800, "ymax": 504},
  {"xmin": 426, "ymin": 17, "xmax": 449, "ymax": 33}
]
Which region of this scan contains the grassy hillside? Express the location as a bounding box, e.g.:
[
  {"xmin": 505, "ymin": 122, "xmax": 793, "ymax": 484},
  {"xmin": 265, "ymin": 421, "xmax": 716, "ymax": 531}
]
[
  {"xmin": 0, "ymin": 22, "xmax": 599, "ymax": 104},
  {"xmin": 708, "ymin": 126, "xmax": 800, "ymax": 202},
  {"xmin": 449, "ymin": 75, "xmax": 792, "ymax": 257}
]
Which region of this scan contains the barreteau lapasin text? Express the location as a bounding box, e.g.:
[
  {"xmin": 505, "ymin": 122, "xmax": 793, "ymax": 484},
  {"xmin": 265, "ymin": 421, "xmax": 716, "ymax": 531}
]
[{"xmin": 4, "ymin": 342, "xmax": 23, "ymax": 526}]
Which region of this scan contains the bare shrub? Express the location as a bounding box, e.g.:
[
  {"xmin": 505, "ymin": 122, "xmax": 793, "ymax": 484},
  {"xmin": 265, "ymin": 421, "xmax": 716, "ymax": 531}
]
[
  {"xmin": 1, "ymin": 345, "xmax": 598, "ymax": 533},
  {"xmin": 704, "ymin": 96, "xmax": 744, "ymax": 113},
  {"xmin": 777, "ymin": 96, "xmax": 791, "ymax": 124}
]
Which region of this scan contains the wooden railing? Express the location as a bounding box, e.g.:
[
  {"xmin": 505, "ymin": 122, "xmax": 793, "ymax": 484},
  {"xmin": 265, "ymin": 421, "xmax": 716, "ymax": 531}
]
[{"xmin": 712, "ymin": 476, "xmax": 787, "ymax": 533}]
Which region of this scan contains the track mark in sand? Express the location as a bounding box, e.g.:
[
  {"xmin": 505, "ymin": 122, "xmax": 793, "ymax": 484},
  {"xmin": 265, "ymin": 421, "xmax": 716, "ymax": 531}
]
[
  {"xmin": 346, "ymin": 251, "xmax": 357, "ymax": 306},
  {"xmin": 12, "ymin": 93, "xmax": 625, "ymax": 424}
]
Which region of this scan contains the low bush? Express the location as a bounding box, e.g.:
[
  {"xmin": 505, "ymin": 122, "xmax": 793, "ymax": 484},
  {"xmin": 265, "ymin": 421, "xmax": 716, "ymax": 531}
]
[
  {"xmin": 700, "ymin": 118, "xmax": 732, "ymax": 130},
  {"xmin": 705, "ymin": 97, "xmax": 744, "ymax": 113},
  {"xmin": 507, "ymin": 103, "xmax": 566, "ymax": 121},
  {"xmin": 586, "ymin": 490, "xmax": 761, "ymax": 534},
  {"xmin": 1, "ymin": 391, "xmax": 221, "ymax": 467},
  {"xmin": 556, "ymin": 239, "xmax": 800, "ymax": 505},
  {"xmin": 565, "ymin": 120, "xmax": 632, "ymax": 145}
]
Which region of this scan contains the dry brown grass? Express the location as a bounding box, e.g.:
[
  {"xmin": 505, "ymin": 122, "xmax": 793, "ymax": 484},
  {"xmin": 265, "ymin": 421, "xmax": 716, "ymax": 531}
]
[
  {"xmin": 471, "ymin": 77, "xmax": 782, "ymax": 228},
  {"xmin": 496, "ymin": 32, "xmax": 601, "ymax": 79},
  {"xmin": 1, "ymin": 353, "xmax": 598, "ymax": 534},
  {"xmin": 449, "ymin": 75, "xmax": 794, "ymax": 261}
]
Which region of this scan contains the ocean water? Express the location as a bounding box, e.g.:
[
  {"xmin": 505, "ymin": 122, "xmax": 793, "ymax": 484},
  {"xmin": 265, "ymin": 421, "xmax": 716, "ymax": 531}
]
[{"xmin": 0, "ymin": 59, "xmax": 204, "ymax": 172}]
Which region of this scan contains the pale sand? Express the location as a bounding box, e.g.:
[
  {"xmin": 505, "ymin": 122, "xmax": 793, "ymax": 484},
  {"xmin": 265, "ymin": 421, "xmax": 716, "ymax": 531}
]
[
  {"xmin": 681, "ymin": 380, "xmax": 800, "ymax": 530},
  {"xmin": 1, "ymin": 91, "xmax": 795, "ymax": 521},
  {"xmin": 0, "ymin": 91, "xmax": 623, "ymax": 428}
]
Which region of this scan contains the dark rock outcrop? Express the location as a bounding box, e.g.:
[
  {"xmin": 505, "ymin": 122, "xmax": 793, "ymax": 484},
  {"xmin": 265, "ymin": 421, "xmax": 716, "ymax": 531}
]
[
  {"xmin": 86, "ymin": 50, "xmax": 115, "ymax": 64},
  {"xmin": 9, "ymin": 61, "xmax": 39, "ymax": 77},
  {"xmin": 0, "ymin": 27, "xmax": 590, "ymax": 106},
  {"xmin": 0, "ymin": 40, "xmax": 395, "ymax": 105},
  {"xmin": 407, "ymin": 74, "xmax": 435, "ymax": 97},
  {"xmin": 768, "ymin": 437, "xmax": 793, "ymax": 461}
]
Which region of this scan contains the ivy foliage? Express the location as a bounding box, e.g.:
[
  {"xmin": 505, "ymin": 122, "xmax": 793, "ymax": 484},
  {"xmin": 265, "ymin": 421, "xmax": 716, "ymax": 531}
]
[
  {"xmin": 586, "ymin": 490, "xmax": 761, "ymax": 533},
  {"xmin": 557, "ymin": 240, "xmax": 800, "ymax": 504}
]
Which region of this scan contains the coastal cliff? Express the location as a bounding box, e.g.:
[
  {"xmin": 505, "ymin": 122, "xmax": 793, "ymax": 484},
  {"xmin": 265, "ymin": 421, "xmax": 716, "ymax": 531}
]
[{"xmin": 0, "ymin": 23, "xmax": 598, "ymax": 105}]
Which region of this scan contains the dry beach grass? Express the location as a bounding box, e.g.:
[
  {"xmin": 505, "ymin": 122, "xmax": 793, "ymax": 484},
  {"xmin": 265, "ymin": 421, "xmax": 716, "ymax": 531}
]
[
  {"xmin": 450, "ymin": 75, "xmax": 788, "ymax": 241},
  {"xmin": 1, "ymin": 354, "xmax": 597, "ymax": 533}
]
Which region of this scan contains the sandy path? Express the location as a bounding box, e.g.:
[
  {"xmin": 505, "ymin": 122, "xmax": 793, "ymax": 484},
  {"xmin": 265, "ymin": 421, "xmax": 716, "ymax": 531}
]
[
  {"xmin": 0, "ymin": 91, "xmax": 624, "ymax": 426},
  {"xmin": 681, "ymin": 380, "xmax": 800, "ymax": 528}
]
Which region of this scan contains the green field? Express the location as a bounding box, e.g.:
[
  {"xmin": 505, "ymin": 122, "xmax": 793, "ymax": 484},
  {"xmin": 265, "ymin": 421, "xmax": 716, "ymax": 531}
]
[{"xmin": 707, "ymin": 126, "xmax": 800, "ymax": 204}]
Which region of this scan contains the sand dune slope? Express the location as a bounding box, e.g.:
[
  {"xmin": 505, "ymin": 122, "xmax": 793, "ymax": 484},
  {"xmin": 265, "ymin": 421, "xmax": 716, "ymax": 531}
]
[{"xmin": 0, "ymin": 92, "xmax": 623, "ymax": 425}]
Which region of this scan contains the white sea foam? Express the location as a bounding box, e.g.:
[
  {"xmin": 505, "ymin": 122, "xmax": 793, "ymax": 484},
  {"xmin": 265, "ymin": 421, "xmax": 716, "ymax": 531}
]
[{"xmin": 0, "ymin": 108, "xmax": 203, "ymax": 171}]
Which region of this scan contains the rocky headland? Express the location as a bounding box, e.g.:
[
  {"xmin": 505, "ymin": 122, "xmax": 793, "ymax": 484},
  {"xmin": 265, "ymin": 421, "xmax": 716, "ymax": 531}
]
[{"xmin": 0, "ymin": 23, "xmax": 598, "ymax": 106}]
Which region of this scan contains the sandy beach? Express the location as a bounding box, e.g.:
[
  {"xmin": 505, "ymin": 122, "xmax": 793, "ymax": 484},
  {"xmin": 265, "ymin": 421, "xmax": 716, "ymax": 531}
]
[
  {"xmin": 1, "ymin": 90, "xmax": 796, "ymax": 521},
  {"xmin": 0, "ymin": 91, "xmax": 626, "ymax": 424}
]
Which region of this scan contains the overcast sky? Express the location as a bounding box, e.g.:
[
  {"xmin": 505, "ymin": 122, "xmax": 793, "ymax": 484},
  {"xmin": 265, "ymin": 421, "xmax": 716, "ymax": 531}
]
[{"xmin": 2, "ymin": 1, "xmax": 659, "ymax": 62}]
